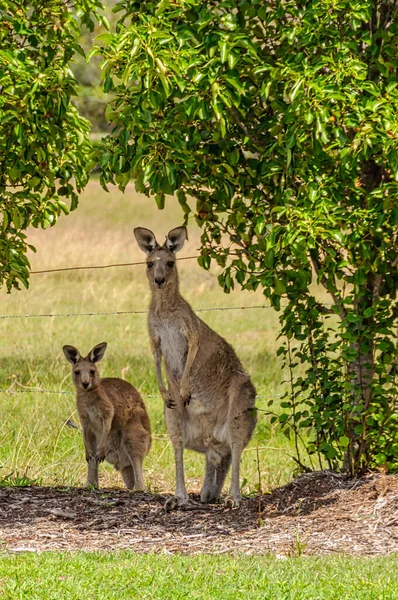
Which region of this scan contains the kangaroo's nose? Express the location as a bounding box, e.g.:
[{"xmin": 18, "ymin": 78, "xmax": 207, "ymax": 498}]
[
  {"xmin": 155, "ymin": 277, "xmax": 166, "ymax": 286},
  {"xmin": 82, "ymin": 381, "xmax": 89, "ymax": 389}
]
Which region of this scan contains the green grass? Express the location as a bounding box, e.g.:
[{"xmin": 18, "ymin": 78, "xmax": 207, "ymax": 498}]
[
  {"xmin": 0, "ymin": 180, "xmax": 328, "ymax": 493},
  {"xmin": 0, "ymin": 552, "xmax": 396, "ymax": 599}
]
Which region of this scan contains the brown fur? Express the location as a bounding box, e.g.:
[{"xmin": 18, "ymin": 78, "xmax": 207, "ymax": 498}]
[
  {"xmin": 134, "ymin": 226, "xmax": 257, "ymax": 509},
  {"xmin": 63, "ymin": 342, "xmax": 151, "ymax": 491}
]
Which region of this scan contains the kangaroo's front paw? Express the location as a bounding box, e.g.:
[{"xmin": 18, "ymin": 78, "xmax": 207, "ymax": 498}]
[
  {"xmin": 162, "ymin": 390, "xmax": 176, "ymax": 409},
  {"xmin": 86, "ymin": 451, "xmax": 94, "ymax": 463},
  {"xmin": 180, "ymin": 390, "xmax": 191, "ymax": 406},
  {"xmin": 95, "ymin": 448, "xmax": 106, "ymax": 463}
]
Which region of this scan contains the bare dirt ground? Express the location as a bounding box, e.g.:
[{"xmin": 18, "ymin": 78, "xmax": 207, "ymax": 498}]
[{"xmin": 0, "ymin": 471, "xmax": 397, "ymax": 556}]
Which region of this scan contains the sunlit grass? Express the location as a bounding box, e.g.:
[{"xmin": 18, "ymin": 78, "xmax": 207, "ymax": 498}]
[
  {"xmin": 0, "ymin": 552, "xmax": 397, "ymax": 600},
  {"xmin": 0, "ymin": 180, "xmax": 327, "ymax": 493}
]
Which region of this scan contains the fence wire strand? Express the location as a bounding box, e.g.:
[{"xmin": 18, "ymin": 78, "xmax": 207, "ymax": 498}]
[
  {"xmin": 0, "ymin": 258, "xmax": 319, "ymax": 403},
  {"xmin": 30, "ymin": 255, "xmax": 199, "ymax": 275},
  {"xmin": 0, "ymin": 388, "xmax": 283, "ymax": 400},
  {"xmin": 0, "ymin": 305, "xmax": 276, "ymax": 320}
]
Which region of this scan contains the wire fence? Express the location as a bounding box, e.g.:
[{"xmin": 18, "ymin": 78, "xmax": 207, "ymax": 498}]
[
  {"xmin": 0, "ymin": 256, "xmax": 310, "ymax": 404},
  {"xmin": 0, "ymin": 387, "xmax": 285, "ymax": 400},
  {"xmin": 0, "ymin": 304, "xmax": 276, "ymax": 320},
  {"xmin": 30, "ymin": 255, "xmax": 199, "ymax": 275},
  {"xmin": 2, "ymin": 254, "xmax": 284, "ymax": 318}
]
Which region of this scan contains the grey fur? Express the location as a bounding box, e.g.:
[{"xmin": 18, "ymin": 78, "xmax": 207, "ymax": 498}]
[{"xmin": 134, "ymin": 226, "xmax": 257, "ymax": 509}]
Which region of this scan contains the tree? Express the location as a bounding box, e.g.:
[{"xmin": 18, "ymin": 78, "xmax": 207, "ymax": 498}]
[
  {"xmin": 94, "ymin": 0, "xmax": 398, "ymax": 475},
  {"xmin": 0, "ymin": 0, "xmax": 105, "ymax": 291}
]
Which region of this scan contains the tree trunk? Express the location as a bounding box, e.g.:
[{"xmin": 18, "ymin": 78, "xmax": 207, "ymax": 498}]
[{"xmin": 345, "ymin": 339, "xmax": 374, "ymax": 476}]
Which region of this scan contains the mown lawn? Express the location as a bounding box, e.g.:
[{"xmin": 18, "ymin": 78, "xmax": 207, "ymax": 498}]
[{"xmin": 0, "ymin": 552, "xmax": 396, "ymax": 600}]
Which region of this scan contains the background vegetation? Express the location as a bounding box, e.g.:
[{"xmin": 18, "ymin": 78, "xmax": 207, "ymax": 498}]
[{"xmin": 0, "ymin": 0, "xmax": 106, "ymax": 291}]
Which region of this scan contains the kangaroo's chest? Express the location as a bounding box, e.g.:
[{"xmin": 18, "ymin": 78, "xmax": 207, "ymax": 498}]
[
  {"xmin": 156, "ymin": 321, "xmax": 188, "ymax": 379},
  {"xmin": 77, "ymin": 400, "xmax": 105, "ymax": 435}
]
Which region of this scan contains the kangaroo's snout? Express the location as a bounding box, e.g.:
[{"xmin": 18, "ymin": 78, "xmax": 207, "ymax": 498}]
[{"xmin": 155, "ymin": 277, "xmax": 166, "ymax": 288}]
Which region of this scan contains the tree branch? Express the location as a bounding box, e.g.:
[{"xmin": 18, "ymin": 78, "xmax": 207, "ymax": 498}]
[
  {"xmin": 309, "ymin": 250, "xmax": 347, "ymax": 319},
  {"xmin": 230, "ymin": 108, "xmax": 265, "ymax": 149},
  {"xmin": 381, "ymin": 0, "xmax": 398, "ymax": 30},
  {"xmin": 372, "ymin": 274, "xmax": 383, "ymax": 305}
]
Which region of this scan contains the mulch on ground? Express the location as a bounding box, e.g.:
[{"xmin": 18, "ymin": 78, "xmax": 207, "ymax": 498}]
[{"xmin": 0, "ymin": 471, "xmax": 397, "ymax": 556}]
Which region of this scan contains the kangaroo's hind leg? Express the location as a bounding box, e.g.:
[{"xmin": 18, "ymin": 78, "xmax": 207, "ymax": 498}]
[
  {"xmin": 214, "ymin": 453, "xmax": 231, "ymax": 500},
  {"xmin": 87, "ymin": 456, "xmax": 99, "ymax": 488},
  {"xmin": 120, "ymin": 465, "xmax": 135, "ymax": 490},
  {"xmin": 164, "ymin": 398, "xmax": 189, "ymax": 511},
  {"xmin": 122, "ymin": 433, "xmax": 146, "ymax": 492},
  {"xmin": 83, "ymin": 426, "xmax": 99, "ymax": 488},
  {"xmin": 200, "ymin": 451, "xmax": 231, "ymax": 503},
  {"xmin": 226, "ymin": 380, "xmax": 257, "ymax": 507}
]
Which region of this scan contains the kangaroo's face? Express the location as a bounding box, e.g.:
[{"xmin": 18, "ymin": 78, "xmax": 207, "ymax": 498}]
[
  {"xmin": 146, "ymin": 246, "xmax": 176, "ymax": 290},
  {"xmin": 72, "ymin": 358, "xmax": 100, "ymax": 391},
  {"xmin": 134, "ymin": 226, "xmax": 187, "ymax": 291},
  {"xmin": 63, "ymin": 342, "xmax": 107, "ymax": 392}
]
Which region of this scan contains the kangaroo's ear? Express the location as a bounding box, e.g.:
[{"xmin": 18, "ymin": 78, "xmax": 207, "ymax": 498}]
[
  {"xmin": 63, "ymin": 345, "xmax": 81, "ymax": 365},
  {"xmin": 165, "ymin": 226, "xmax": 187, "ymax": 253},
  {"xmin": 134, "ymin": 227, "xmax": 158, "ymax": 255},
  {"xmin": 88, "ymin": 342, "xmax": 107, "ymax": 364}
]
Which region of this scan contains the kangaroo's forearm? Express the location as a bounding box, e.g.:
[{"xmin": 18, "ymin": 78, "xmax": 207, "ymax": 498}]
[
  {"xmin": 153, "ymin": 342, "xmax": 167, "ymax": 393},
  {"xmin": 81, "ymin": 418, "xmax": 94, "ymax": 457},
  {"xmin": 98, "ymin": 416, "xmax": 113, "ymax": 448},
  {"xmin": 180, "ymin": 333, "xmax": 199, "ymax": 391}
]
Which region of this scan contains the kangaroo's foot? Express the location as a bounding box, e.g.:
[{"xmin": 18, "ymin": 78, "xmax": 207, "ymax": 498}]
[
  {"xmin": 224, "ymin": 494, "xmax": 241, "ymax": 509},
  {"xmin": 164, "ymin": 493, "xmax": 189, "ymax": 512},
  {"xmin": 200, "ymin": 488, "xmax": 219, "ymax": 504},
  {"xmin": 133, "ymin": 485, "xmax": 146, "ymax": 493},
  {"xmin": 86, "ymin": 480, "xmax": 99, "ymax": 490}
]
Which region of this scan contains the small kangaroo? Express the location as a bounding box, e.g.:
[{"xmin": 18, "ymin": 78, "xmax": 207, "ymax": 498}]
[
  {"xmin": 63, "ymin": 342, "xmax": 151, "ymax": 491},
  {"xmin": 134, "ymin": 226, "xmax": 257, "ymax": 510}
]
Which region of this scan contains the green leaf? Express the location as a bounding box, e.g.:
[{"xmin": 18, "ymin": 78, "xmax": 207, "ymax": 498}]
[
  {"xmin": 103, "ymin": 75, "xmax": 113, "ymax": 93},
  {"xmin": 28, "ymin": 176, "xmax": 41, "ymax": 189},
  {"xmin": 219, "ymin": 41, "xmax": 229, "ymax": 64},
  {"xmin": 155, "ymin": 192, "xmax": 165, "ymax": 209},
  {"xmin": 339, "ymin": 436, "xmax": 350, "ymax": 448},
  {"xmin": 290, "ymin": 79, "xmax": 303, "ymax": 101},
  {"xmin": 274, "ymin": 278, "xmax": 286, "ymax": 295}
]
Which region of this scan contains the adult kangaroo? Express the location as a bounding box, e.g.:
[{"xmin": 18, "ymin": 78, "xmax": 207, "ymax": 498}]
[{"xmin": 134, "ymin": 226, "xmax": 257, "ymax": 510}]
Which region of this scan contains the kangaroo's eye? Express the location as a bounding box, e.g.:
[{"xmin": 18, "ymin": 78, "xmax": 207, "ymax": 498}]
[
  {"xmin": 74, "ymin": 370, "xmax": 80, "ymax": 376},
  {"xmin": 167, "ymin": 261, "xmax": 174, "ymax": 268},
  {"xmin": 90, "ymin": 370, "xmax": 95, "ymax": 376},
  {"xmin": 147, "ymin": 261, "xmax": 154, "ymax": 269}
]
